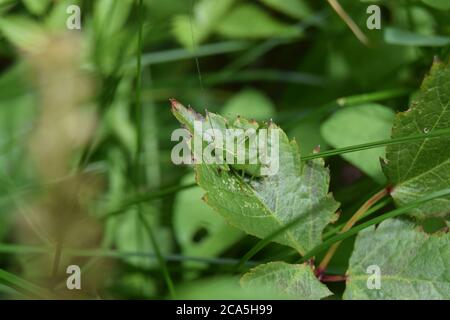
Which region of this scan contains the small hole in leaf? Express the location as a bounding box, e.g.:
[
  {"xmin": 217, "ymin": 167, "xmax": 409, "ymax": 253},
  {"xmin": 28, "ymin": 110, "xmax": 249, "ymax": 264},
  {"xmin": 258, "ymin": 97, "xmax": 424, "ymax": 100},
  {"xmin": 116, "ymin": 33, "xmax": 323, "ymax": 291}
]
[{"xmin": 192, "ymin": 227, "xmax": 209, "ymax": 243}]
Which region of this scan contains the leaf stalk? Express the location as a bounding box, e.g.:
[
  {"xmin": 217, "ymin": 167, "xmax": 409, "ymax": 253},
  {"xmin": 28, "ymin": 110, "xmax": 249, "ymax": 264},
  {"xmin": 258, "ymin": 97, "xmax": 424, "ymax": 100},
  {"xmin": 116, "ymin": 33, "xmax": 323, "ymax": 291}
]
[{"xmin": 316, "ymin": 188, "xmax": 389, "ymax": 277}]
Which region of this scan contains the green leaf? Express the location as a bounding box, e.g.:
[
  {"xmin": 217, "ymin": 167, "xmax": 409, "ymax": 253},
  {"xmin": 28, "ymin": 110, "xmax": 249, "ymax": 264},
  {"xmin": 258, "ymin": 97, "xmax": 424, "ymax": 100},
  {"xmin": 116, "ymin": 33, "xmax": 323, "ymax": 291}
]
[
  {"xmin": 22, "ymin": 0, "xmax": 50, "ymax": 15},
  {"xmin": 398, "ymin": 6, "xmax": 437, "ymax": 36},
  {"xmin": 329, "ymin": 35, "xmax": 417, "ymax": 87},
  {"xmin": 422, "ymin": 0, "xmax": 450, "ymax": 10},
  {"xmin": 171, "ymin": 101, "xmax": 339, "ymax": 254},
  {"xmin": 221, "ymin": 89, "xmax": 276, "ymax": 120},
  {"xmin": 216, "ymin": 4, "xmax": 302, "ymax": 39},
  {"xmin": 172, "ymin": 0, "xmax": 235, "ymax": 48},
  {"xmin": 174, "ymin": 173, "xmax": 243, "ymax": 259},
  {"xmin": 259, "ymin": 0, "xmax": 312, "ymax": 20},
  {"xmin": 113, "ymin": 206, "xmax": 173, "ymax": 269},
  {"xmin": 45, "ymin": 0, "xmax": 81, "ymax": 31},
  {"xmin": 290, "ymin": 117, "xmax": 329, "ymax": 156},
  {"xmin": 93, "ymin": 0, "xmax": 135, "ymax": 74},
  {"xmin": 0, "ymin": 66, "xmax": 35, "ymax": 230},
  {"xmin": 344, "ymin": 218, "xmax": 450, "ymax": 300},
  {"xmin": 106, "ymin": 97, "xmax": 137, "ymax": 155},
  {"xmin": 321, "ymin": 103, "xmax": 395, "ymax": 183},
  {"xmin": 0, "ymin": 16, "xmax": 47, "ymax": 52},
  {"xmin": 172, "ymin": 16, "xmax": 197, "ymax": 51},
  {"xmin": 382, "ymin": 60, "xmax": 450, "ymax": 219},
  {"xmin": 241, "ymin": 262, "xmax": 332, "ymax": 300},
  {"xmin": 384, "ymin": 27, "xmax": 450, "ymax": 47},
  {"xmin": 94, "ymin": 0, "xmax": 132, "ymax": 35}
]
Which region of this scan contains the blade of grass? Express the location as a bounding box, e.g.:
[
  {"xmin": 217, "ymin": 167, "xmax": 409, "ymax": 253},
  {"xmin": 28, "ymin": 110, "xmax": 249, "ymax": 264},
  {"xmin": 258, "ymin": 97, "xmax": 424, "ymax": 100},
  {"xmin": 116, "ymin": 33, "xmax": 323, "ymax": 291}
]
[
  {"xmin": 0, "ymin": 268, "xmax": 53, "ymax": 299},
  {"xmin": 205, "ymin": 69, "xmax": 325, "ymax": 86},
  {"xmin": 282, "ymin": 88, "xmax": 410, "ymax": 131},
  {"xmin": 0, "ymin": 174, "xmax": 193, "ymax": 222},
  {"xmin": 189, "ymin": 0, "xmax": 204, "ymax": 93},
  {"xmin": 0, "ymin": 243, "xmax": 259, "ymax": 267},
  {"xmin": 50, "ymin": 240, "xmax": 63, "ymax": 280},
  {"xmin": 322, "ymin": 197, "xmax": 391, "ymax": 239},
  {"xmin": 124, "ymin": 41, "xmax": 249, "ymax": 68},
  {"xmin": 299, "ymin": 188, "xmax": 450, "ymax": 263},
  {"xmin": 218, "ymin": 10, "xmax": 327, "ymax": 76},
  {"xmin": 235, "ymin": 198, "xmax": 326, "ymax": 271},
  {"xmin": 133, "ymin": 0, "xmax": 175, "ymax": 298},
  {"xmin": 135, "ymin": 0, "xmax": 144, "ymax": 180},
  {"xmin": 137, "ymin": 209, "xmax": 176, "ymax": 297},
  {"xmin": 237, "ymin": 188, "xmax": 449, "ymax": 270},
  {"xmin": 0, "ymin": 175, "xmax": 51, "ymax": 245},
  {"xmin": 225, "ymin": 39, "xmax": 292, "ymax": 73},
  {"xmin": 102, "ymin": 183, "xmax": 197, "ymax": 220},
  {"xmin": 336, "ymin": 88, "xmax": 411, "ymax": 106},
  {"xmin": 301, "ymin": 127, "xmax": 450, "ymax": 161},
  {"xmin": 316, "ymin": 188, "xmax": 389, "ymax": 276},
  {"xmin": 266, "ymin": 198, "xmax": 391, "ymax": 263}
]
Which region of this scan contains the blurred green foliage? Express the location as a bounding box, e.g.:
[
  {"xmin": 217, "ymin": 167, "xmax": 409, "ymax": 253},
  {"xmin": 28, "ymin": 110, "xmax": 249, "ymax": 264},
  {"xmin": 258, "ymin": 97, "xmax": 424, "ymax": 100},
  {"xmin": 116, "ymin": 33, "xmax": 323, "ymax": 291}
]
[{"xmin": 0, "ymin": 0, "xmax": 448, "ymax": 299}]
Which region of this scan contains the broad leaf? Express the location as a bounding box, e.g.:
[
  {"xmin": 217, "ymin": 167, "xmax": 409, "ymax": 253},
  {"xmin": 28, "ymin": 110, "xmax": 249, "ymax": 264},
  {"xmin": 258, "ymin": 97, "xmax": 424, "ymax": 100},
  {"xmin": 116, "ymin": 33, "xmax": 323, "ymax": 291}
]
[
  {"xmin": 222, "ymin": 89, "xmax": 276, "ymax": 120},
  {"xmin": 321, "ymin": 103, "xmax": 395, "ymax": 183},
  {"xmin": 344, "ymin": 218, "xmax": 450, "ymax": 300},
  {"xmin": 241, "ymin": 262, "xmax": 332, "ymax": 300},
  {"xmin": 174, "ymin": 173, "xmax": 243, "ymax": 259},
  {"xmin": 172, "ymin": 0, "xmax": 234, "ymax": 48},
  {"xmin": 290, "ymin": 116, "xmax": 329, "ymax": 156},
  {"xmin": 382, "ymin": 60, "xmax": 450, "ymax": 219},
  {"xmin": 216, "ymin": 4, "xmax": 302, "ymax": 39},
  {"xmin": 171, "ymin": 101, "xmax": 339, "ymax": 254},
  {"xmin": 259, "ymin": 0, "xmax": 312, "ymax": 20}
]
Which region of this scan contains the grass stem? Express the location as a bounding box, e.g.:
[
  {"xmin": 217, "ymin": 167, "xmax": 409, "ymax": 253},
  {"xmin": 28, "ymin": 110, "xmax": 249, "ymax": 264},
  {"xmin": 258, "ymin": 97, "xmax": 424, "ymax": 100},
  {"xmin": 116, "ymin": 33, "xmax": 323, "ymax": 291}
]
[
  {"xmin": 326, "ymin": 0, "xmax": 369, "ymax": 46},
  {"xmin": 300, "ymin": 188, "xmax": 450, "ymax": 264},
  {"xmin": 134, "ymin": 0, "xmax": 176, "ymax": 298},
  {"xmin": 316, "ymin": 188, "xmax": 389, "ymax": 276},
  {"xmin": 301, "ymin": 127, "xmax": 450, "ymax": 161}
]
